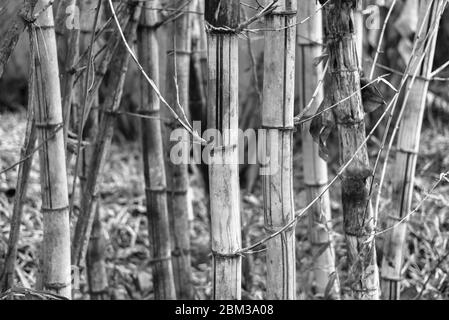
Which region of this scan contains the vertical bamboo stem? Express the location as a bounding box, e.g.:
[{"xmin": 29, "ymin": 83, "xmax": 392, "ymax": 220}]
[
  {"xmin": 381, "ymin": 0, "xmax": 442, "ymax": 300},
  {"xmin": 33, "ymin": 0, "xmax": 71, "ymax": 298},
  {"xmin": 205, "ymin": 0, "xmax": 242, "ymax": 300},
  {"xmin": 261, "ymin": 0, "xmax": 296, "ymax": 300},
  {"xmin": 164, "ymin": 0, "xmax": 194, "ymax": 300},
  {"xmin": 297, "ymin": 0, "xmax": 340, "ymax": 299},
  {"xmin": 138, "ymin": 0, "xmax": 177, "ymax": 300},
  {"xmin": 323, "ymin": 0, "xmax": 379, "ymax": 300},
  {"xmin": 71, "ymin": 2, "xmax": 142, "ymax": 269},
  {"xmin": 78, "ymin": 0, "xmax": 108, "ymax": 299}
]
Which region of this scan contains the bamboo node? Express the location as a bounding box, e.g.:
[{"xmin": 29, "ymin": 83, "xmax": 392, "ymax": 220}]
[
  {"xmin": 381, "ymin": 275, "xmax": 403, "ymax": 282},
  {"xmin": 41, "ymin": 205, "xmax": 69, "ymax": 214},
  {"xmin": 397, "ymin": 147, "xmax": 418, "ymax": 155},
  {"xmin": 145, "ymin": 186, "xmax": 167, "ymax": 194},
  {"xmin": 35, "ymin": 121, "xmax": 64, "ymax": 130},
  {"xmin": 166, "ymin": 189, "xmax": 188, "ymax": 195},
  {"xmin": 148, "ymin": 255, "xmax": 172, "ymax": 264},
  {"xmin": 270, "ymin": 10, "xmax": 297, "ymax": 16},
  {"xmin": 44, "ymin": 282, "xmax": 71, "ymax": 290},
  {"xmin": 211, "ymin": 250, "xmax": 242, "ymax": 259},
  {"xmin": 264, "ymin": 224, "xmax": 296, "ymax": 235},
  {"xmin": 261, "ymin": 125, "xmax": 296, "ymax": 131},
  {"xmin": 167, "ymin": 50, "xmax": 192, "ymax": 56}
]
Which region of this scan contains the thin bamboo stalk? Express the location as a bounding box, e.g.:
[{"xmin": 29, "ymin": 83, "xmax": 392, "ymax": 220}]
[
  {"xmin": 261, "ymin": 0, "xmax": 296, "ymax": 300},
  {"xmin": 164, "ymin": 0, "xmax": 194, "ymax": 300},
  {"xmin": 296, "ymin": 0, "xmax": 340, "ymax": 299},
  {"xmin": 71, "ymin": 2, "xmax": 142, "ymax": 268},
  {"xmin": 0, "ymin": 0, "xmax": 38, "ymax": 78},
  {"xmin": 381, "ymin": 0, "xmax": 443, "ymax": 300},
  {"xmin": 323, "ymin": 0, "xmax": 379, "ymax": 300},
  {"xmin": 0, "ymin": 54, "xmax": 37, "ymax": 292},
  {"xmin": 205, "ymin": 0, "xmax": 242, "ymax": 300},
  {"xmin": 138, "ymin": 0, "xmax": 177, "ymax": 300},
  {"xmin": 32, "ymin": 0, "xmax": 71, "ymax": 298},
  {"xmin": 79, "ymin": 0, "xmax": 108, "ymax": 299}
]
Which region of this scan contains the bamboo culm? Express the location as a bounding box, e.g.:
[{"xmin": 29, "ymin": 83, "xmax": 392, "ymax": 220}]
[
  {"xmin": 205, "ymin": 0, "xmax": 242, "ymax": 300},
  {"xmin": 381, "ymin": 0, "xmax": 444, "ymax": 300},
  {"xmin": 71, "ymin": 2, "xmax": 142, "ymax": 268},
  {"xmin": 323, "ymin": 0, "xmax": 380, "ymax": 300},
  {"xmin": 164, "ymin": 0, "xmax": 194, "ymax": 300},
  {"xmin": 138, "ymin": 0, "xmax": 177, "ymax": 300},
  {"xmin": 78, "ymin": 0, "xmax": 108, "ymax": 299},
  {"xmin": 296, "ymin": 0, "xmax": 340, "ymax": 299},
  {"xmin": 262, "ymin": 0, "xmax": 297, "ymax": 300},
  {"xmin": 33, "ymin": 0, "xmax": 72, "ymax": 298}
]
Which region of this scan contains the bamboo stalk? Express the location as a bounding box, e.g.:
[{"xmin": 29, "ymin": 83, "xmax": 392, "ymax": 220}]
[
  {"xmin": 79, "ymin": 0, "xmax": 100, "ymax": 193},
  {"xmin": 164, "ymin": 0, "xmax": 194, "ymax": 300},
  {"xmin": 0, "ymin": 0, "xmax": 38, "ymax": 78},
  {"xmin": 71, "ymin": 2, "xmax": 142, "ymax": 269},
  {"xmin": 381, "ymin": 0, "xmax": 443, "ymax": 300},
  {"xmin": 0, "ymin": 53, "xmax": 37, "ymax": 292},
  {"xmin": 138, "ymin": 0, "xmax": 177, "ymax": 300},
  {"xmin": 296, "ymin": 0, "xmax": 340, "ymax": 299},
  {"xmin": 261, "ymin": 0, "xmax": 297, "ymax": 300},
  {"xmin": 32, "ymin": 0, "xmax": 71, "ymax": 298},
  {"xmin": 205, "ymin": 0, "xmax": 242, "ymax": 300},
  {"xmin": 323, "ymin": 0, "xmax": 379, "ymax": 300},
  {"xmin": 78, "ymin": 0, "xmax": 108, "ymax": 299}
]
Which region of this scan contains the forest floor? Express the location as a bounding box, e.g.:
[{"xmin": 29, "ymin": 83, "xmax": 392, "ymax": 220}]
[{"xmin": 1, "ymin": 111, "xmax": 449, "ymax": 300}]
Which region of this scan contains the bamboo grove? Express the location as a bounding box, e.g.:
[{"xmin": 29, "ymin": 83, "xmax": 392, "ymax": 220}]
[{"xmin": 0, "ymin": 0, "xmax": 448, "ymax": 300}]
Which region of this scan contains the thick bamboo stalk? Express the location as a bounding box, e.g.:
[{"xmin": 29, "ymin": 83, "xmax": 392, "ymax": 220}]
[
  {"xmin": 381, "ymin": 0, "xmax": 442, "ymax": 300},
  {"xmin": 323, "ymin": 0, "xmax": 379, "ymax": 300},
  {"xmin": 296, "ymin": 0, "xmax": 340, "ymax": 299},
  {"xmin": 0, "ymin": 57, "xmax": 37, "ymax": 292},
  {"xmin": 138, "ymin": 0, "xmax": 177, "ymax": 300},
  {"xmin": 71, "ymin": 2, "xmax": 142, "ymax": 268},
  {"xmin": 164, "ymin": 0, "xmax": 194, "ymax": 300},
  {"xmin": 33, "ymin": 0, "xmax": 71, "ymax": 298},
  {"xmin": 0, "ymin": 0, "xmax": 38, "ymax": 78},
  {"xmin": 261, "ymin": 0, "xmax": 296, "ymax": 300},
  {"xmin": 205, "ymin": 0, "xmax": 242, "ymax": 300}
]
